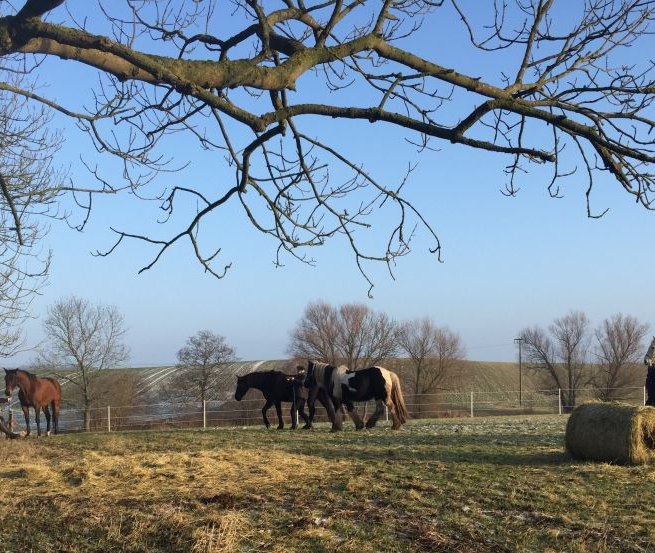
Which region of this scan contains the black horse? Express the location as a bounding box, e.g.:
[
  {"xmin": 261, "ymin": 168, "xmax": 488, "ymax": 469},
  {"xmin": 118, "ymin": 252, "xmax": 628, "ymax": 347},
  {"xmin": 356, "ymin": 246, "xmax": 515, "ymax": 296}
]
[{"xmin": 234, "ymin": 370, "xmax": 310, "ymax": 430}]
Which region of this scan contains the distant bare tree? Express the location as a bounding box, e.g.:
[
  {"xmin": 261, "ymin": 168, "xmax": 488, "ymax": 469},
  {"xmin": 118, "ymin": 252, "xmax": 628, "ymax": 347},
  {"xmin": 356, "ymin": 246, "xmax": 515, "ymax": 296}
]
[
  {"xmin": 286, "ymin": 301, "xmax": 340, "ymax": 364},
  {"xmin": 40, "ymin": 296, "xmax": 129, "ymax": 431},
  {"xmin": 398, "ymin": 318, "xmax": 464, "ymax": 416},
  {"xmin": 288, "ymin": 301, "xmax": 398, "ymax": 369},
  {"xmin": 0, "ymin": 81, "xmax": 65, "ymax": 356},
  {"xmin": 520, "ymin": 311, "xmax": 591, "ymax": 411},
  {"xmin": 593, "ymin": 314, "xmax": 649, "ymax": 401},
  {"xmin": 337, "ymin": 303, "xmax": 398, "ymax": 369},
  {"xmin": 170, "ymin": 330, "xmax": 237, "ymax": 404}
]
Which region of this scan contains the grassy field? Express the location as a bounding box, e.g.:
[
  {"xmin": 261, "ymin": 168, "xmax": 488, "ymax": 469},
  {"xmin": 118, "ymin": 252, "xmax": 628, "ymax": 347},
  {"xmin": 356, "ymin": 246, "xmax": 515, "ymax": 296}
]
[{"xmin": 0, "ymin": 416, "xmax": 653, "ymax": 552}]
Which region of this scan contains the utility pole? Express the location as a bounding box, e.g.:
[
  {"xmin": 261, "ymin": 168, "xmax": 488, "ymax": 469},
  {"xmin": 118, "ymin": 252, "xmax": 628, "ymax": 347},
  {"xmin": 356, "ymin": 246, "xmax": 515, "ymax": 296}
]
[{"xmin": 514, "ymin": 337, "xmax": 523, "ymax": 407}]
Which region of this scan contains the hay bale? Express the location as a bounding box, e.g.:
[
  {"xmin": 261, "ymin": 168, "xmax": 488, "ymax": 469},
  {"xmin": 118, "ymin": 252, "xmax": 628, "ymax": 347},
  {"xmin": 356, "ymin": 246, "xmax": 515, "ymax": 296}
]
[{"xmin": 565, "ymin": 402, "xmax": 655, "ymax": 465}]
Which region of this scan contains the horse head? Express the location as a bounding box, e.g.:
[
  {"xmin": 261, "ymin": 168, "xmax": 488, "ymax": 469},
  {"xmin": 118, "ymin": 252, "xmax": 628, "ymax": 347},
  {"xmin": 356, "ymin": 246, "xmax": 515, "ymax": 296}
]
[
  {"xmin": 234, "ymin": 375, "xmax": 248, "ymax": 401},
  {"xmin": 645, "ymin": 336, "xmax": 655, "ymax": 366},
  {"xmin": 4, "ymin": 368, "xmax": 18, "ymax": 400}
]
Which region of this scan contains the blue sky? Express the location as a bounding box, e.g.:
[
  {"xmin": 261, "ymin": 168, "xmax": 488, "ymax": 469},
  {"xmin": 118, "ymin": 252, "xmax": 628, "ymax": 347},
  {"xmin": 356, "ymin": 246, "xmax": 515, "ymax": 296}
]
[{"xmin": 5, "ymin": 1, "xmax": 655, "ymax": 367}]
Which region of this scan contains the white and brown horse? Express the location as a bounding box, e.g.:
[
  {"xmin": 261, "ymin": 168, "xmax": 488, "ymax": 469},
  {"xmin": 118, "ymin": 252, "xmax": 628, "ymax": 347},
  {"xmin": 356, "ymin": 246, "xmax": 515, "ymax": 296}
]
[{"xmin": 303, "ymin": 360, "xmax": 408, "ymax": 431}]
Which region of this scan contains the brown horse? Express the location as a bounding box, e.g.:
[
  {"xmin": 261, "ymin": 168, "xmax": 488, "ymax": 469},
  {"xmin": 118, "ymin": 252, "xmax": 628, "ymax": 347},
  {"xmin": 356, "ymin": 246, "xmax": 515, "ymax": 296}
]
[{"xmin": 4, "ymin": 368, "xmax": 61, "ymax": 436}]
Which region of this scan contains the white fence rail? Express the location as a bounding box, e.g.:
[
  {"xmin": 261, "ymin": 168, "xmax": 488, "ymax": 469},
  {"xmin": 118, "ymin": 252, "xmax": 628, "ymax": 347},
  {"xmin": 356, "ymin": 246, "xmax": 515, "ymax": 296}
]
[{"xmin": 2, "ymin": 386, "xmax": 649, "ymax": 434}]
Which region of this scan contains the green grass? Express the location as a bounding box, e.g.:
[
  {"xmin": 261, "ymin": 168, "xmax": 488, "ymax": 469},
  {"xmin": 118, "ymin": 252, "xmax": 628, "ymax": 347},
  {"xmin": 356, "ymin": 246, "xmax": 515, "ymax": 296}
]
[{"xmin": 0, "ymin": 416, "xmax": 653, "ymax": 552}]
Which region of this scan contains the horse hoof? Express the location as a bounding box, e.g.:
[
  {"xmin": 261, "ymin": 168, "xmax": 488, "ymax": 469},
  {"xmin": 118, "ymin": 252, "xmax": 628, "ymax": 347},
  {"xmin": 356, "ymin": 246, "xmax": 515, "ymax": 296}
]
[
  {"xmin": 277, "ymin": 427, "xmax": 284, "ymax": 431},
  {"xmin": 302, "ymin": 425, "xmax": 312, "ymax": 430}
]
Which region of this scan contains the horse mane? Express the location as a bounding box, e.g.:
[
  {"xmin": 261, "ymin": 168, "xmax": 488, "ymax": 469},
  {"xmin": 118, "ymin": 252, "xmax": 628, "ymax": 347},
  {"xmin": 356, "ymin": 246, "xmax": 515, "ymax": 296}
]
[
  {"xmin": 23, "ymin": 370, "xmax": 38, "ymax": 381},
  {"xmin": 309, "ymin": 361, "xmax": 334, "ymax": 390},
  {"xmin": 309, "ymin": 361, "xmax": 351, "ymax": 400},
  {"xmin": 645, "ymin": 336, "xmax": 655, "ymax": 365},
  {"xmin": 8, "ymin": 368, "xmax": 37, "ymax": 381},
  {"xmin": 243, "ymin": 369, "xmax": 287, "ymax": 386}
]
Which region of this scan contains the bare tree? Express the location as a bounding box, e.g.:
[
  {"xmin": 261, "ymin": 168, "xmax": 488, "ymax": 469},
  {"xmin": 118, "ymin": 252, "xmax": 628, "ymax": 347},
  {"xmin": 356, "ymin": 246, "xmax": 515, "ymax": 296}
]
[
  {"xmin": 520, "ymin": 311, "xmax": 591, "ymax": 411},
  {"xmin": 0, "ymin": 2, "xmax": 653, "ymax": 291},
  {"xmin": 286, "ymin": 301, "xmax": 340, "ymax": 363},
  {"xmin": 0, "ymin": 81, "xmax": 65, "ymax": 356},
  {"xmin": 398, "ymin": 318, "xmax": 464, "ymax": 417},
  {"xmin": 337, "ymin": 303, "xmax": 398, "ymax": 369},
  {"xmin": 288, "ymin": 301, "xmax": 398, "ymax": 369},
  {"xmin": 397, "ymin": 318, "xmax": 465, "ymax": 403},
  {"xmin": 593, "ymin": 314, "xmax": 649, "ymax": 401},
  {"xmin": 170, "ymin": 330, "xmax": 237, "ymax": 405},
  {"xmin": 40, "ymin": 296, "xmax": 130, "ymax": 431}
]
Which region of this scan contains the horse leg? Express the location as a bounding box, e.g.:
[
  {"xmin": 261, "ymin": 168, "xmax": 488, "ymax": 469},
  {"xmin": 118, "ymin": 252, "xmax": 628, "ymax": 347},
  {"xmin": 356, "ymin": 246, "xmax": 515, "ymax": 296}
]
[
  {"xmin": 365, "ymin": 400, "xmax": 386, "ymax": 429},
  {"xmin": 380, "ymin": 397, "xmax": 403, "ymax": 430},
  {"xmin": 344, "ymin": 401, "xmax": 365, "ymax": 430},
  {"xmin": 261, "ymin": 400, "xmax": 273, "ymax": 428},
  {"xmin": 52, "ymin": 400, "xmax": 60, "ymax": 435},
  {"xmin": 275, "ymin": 401, "xmax": 284, "ymax": 430},
  {"xmin": 34, "ymin": 406, "xmax": 42, "ymax": 437},
  {"xmin": 386, "ymin": 397, "xmax": 402, "ymax": 430},
  {"xmin": 43, "ymin": 405, "xmax": 52, "ymax": 436},
  {"xmin": 290, "ymin": 401, "xmax": 298, "ymax": 430},
  {"xmin": 297, "ymin": 399, "xmax": 310, "ymax": 427},
  {"xmin": 22, "ymin": 405, "xmax": 31, "ymax": 437},
  {"xmin": 316, "ymin": 389, "xmax": 341, "ymax": 430},
  {"xmin": 304, "ymin": 389, "xmax": 318, "ymax": 429},
  {"xmin": 331, "ymin": 400, "xmax": 344, "ymax": 432}
]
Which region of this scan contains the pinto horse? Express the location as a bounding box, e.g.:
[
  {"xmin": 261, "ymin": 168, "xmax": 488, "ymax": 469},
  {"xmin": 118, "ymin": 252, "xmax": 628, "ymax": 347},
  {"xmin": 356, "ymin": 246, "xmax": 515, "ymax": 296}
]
[
  {"xmin": 304, "ymin": 360, "xmax": 409, "ymax": 431},
  {"xmin": 4, "ymin": 368, "xmax": 61, "ymax": 436},
  {"xmin": 234, "ymin": 370, "xmax": 310, "ymax": 430},
  {"xmin": 302, "ymin": 362, "xmax": 364, "ymax": 431}
]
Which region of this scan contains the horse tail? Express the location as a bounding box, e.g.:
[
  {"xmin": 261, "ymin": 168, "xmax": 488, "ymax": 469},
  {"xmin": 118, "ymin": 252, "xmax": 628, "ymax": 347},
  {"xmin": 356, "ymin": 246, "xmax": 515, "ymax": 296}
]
[{"xmin": 389, "ymin": 372, "xmax": 408, "ymax": 425}]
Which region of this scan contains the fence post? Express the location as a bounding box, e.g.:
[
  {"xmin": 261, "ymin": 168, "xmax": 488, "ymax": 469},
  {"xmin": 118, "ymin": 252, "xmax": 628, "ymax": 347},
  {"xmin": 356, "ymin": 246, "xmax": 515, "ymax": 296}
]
[
  {"xmin": 645, "ymin": 386, "xmax": 647, "ymax": 406},
  {"xmin": 107, "ymin": 405, "xmax": 111, "ymax": 433},
  {"xmin": 8, "ymin": 409, "xmax": 13, "ymax": 433},
  {"xmin": 470, "ymin": 392, "xmax": 474, "ymax": 418},
  {"xmin": 558, "ymin": 389, "xmax": 562, "ymax": 415},
  {"xmin": 203, "ymin": 400, "xmax": 207, "ymax": 429}
]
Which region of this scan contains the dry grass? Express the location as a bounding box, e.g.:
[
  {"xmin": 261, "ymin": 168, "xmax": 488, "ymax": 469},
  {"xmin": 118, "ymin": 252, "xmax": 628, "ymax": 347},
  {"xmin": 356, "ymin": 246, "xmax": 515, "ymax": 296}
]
[{"xmin": 0, "ymin": 416, "xmax": 654, "ymax": 552}]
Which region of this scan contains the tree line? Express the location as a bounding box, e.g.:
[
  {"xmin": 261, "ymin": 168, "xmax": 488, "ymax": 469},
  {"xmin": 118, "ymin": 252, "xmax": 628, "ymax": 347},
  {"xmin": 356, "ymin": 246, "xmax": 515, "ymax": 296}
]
[
  {"xmin": 24, "ymin": 296, "xmax": 650, "ymax": 430},
  {"xmin": 519, "ymin": 311, "xmax": 649, "ymax": 410}
]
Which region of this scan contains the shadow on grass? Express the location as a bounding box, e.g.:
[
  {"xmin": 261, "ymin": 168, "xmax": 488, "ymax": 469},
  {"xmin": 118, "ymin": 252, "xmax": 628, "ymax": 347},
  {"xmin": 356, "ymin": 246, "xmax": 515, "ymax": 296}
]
[
  {"xmin": 279, "ymin": 439, "xmax": 567, "ymax": 467},
  {"xmin": 259, "ymin": 427, "xmax": 569, "ymax": 467}
]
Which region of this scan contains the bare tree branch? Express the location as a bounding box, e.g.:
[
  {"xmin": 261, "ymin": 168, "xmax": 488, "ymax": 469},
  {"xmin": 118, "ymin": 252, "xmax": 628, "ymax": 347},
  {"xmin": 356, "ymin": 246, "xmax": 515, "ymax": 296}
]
[{"xmin": 0, "ymin": 1, "xmax": 652, "ymax": 289}]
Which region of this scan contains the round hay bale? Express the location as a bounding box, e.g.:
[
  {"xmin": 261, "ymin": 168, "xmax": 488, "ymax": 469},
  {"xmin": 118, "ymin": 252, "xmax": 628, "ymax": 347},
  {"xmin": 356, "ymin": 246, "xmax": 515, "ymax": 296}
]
[{"xmin": 565, "ymin": 402, "xmax": 655, "ymax": 465}]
